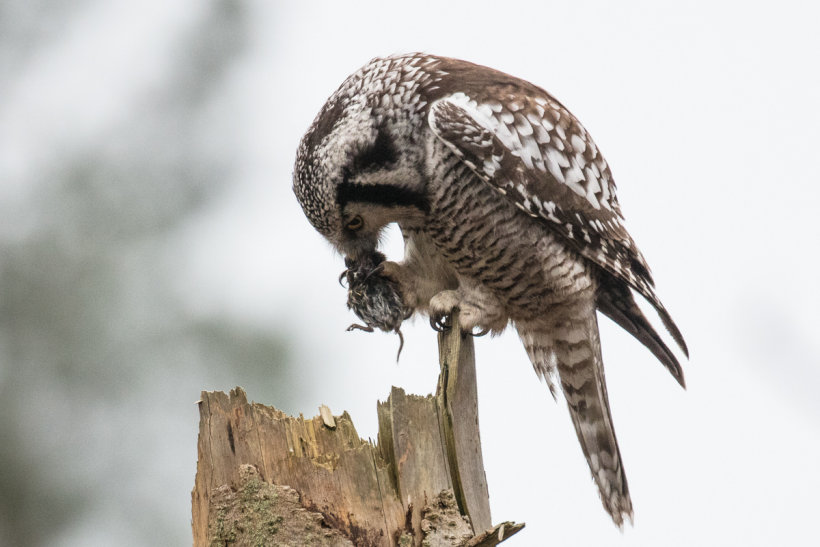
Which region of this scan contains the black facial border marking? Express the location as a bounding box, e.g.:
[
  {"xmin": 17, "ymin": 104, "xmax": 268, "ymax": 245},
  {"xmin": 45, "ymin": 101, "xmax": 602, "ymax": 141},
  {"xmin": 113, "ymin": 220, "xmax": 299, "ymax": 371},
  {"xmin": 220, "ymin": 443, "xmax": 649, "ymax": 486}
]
[
  {"xmin": 336, "ymin": 129, "xmax": 429, "ymax": 215},
  {"xmin": 337, "ymin": 182, "xmax": 430, "ymax": 214}
]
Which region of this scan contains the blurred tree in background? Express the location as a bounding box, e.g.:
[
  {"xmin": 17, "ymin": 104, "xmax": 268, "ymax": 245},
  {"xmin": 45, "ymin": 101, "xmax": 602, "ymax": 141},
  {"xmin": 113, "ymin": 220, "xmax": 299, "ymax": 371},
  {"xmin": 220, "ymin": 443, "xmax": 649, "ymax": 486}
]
[{"xmin": 0, "ymin": 1, "xmax": 296, "ymax": 544}]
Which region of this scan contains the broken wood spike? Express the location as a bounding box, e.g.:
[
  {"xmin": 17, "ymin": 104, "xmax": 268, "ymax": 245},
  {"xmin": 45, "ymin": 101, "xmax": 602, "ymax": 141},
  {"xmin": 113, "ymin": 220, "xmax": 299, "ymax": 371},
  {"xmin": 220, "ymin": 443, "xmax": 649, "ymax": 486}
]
[
  {"xmin": 319, "ymin": 404, "xmax": 336, "ymax": 429},
  {"xmin": 436, "ymin": 309, "xmax": 491, "ymax": 533},
  {"xmin": 465, "ymin": 521, "xmax": 526, "ymax": 547}
]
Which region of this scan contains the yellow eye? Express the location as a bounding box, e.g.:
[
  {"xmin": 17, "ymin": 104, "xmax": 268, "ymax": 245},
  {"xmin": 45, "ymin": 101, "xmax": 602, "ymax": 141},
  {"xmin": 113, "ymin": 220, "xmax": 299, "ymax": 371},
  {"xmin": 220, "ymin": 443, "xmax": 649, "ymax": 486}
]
[{"xmin": 346, "ymin": 215, "xmax": 364, "ymax": 231}]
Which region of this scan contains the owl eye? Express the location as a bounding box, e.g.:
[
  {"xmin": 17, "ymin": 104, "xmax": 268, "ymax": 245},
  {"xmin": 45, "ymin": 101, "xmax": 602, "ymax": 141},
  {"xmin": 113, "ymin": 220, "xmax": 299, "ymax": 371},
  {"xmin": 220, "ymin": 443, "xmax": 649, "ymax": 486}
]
[{"xmin": 346, "ymin": 215, "xmax": 364, "ymax": 231}]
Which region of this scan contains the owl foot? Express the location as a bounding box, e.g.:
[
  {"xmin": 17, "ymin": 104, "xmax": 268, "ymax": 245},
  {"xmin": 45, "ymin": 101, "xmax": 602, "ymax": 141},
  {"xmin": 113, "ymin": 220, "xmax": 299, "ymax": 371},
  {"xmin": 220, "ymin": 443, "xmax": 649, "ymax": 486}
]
[
  {"xmin": 429, "ymin": 310, "xmax": 488, "ymax": 336},
  {"xmin": 429, "ymin": 313, "xmax": 452, "ymax": 333},
  {"xmin": 428, "ymin": 289, "xmax": 490, "ymax": 335}
]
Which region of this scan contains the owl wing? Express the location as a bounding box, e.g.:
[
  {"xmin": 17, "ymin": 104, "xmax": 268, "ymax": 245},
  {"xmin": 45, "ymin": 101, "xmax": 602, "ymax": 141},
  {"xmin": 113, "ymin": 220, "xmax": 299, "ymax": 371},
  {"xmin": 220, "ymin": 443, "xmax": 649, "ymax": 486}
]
[{"xmin": 428, "ymin": 91, "xmax": 688, "ymax": 360}]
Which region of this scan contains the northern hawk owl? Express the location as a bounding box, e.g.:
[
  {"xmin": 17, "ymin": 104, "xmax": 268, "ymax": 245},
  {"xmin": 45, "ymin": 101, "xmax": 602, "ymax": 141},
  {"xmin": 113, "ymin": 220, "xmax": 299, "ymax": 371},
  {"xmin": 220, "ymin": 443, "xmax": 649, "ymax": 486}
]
[{"xmin": 293, "ymin": 53, "xmax": 688, "ymax": 526}]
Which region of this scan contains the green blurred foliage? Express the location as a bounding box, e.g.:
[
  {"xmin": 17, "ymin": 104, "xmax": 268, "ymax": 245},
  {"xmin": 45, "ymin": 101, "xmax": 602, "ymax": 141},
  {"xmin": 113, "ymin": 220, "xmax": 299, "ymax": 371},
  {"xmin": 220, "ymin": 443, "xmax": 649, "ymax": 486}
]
[{"xmin": 0, "ymin": 1, "xmax": 295, "ymax": 544}]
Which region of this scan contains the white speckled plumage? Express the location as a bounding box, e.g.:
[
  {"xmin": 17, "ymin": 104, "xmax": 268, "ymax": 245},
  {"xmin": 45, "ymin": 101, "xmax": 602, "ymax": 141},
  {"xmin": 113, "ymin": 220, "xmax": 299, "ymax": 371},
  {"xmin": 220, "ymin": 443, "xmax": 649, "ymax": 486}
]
[{"xmin": 293, "ymin": 53, "xmax": 688, "ymax": 527}]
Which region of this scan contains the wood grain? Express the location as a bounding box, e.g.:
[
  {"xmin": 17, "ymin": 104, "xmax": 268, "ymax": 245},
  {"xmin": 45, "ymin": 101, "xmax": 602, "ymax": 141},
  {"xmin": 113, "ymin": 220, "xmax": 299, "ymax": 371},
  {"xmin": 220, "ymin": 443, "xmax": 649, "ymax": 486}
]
[{"xmin": 192, "ymin": 312, "xmax": 522, "ymax": 545}]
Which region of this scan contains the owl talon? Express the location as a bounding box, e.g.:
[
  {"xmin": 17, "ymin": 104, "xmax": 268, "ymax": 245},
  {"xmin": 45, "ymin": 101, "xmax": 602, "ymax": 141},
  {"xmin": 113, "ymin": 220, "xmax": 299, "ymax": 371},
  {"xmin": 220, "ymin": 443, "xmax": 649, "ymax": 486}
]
[
  {"xmin": 429, "ymin": 314, "xmax": 451, "ymax": 333},
  {"xmin": 338, "ymin": 269, "xmax": 349, "ymax": 287},
  {"xmin": 470, "ymin": 327, "xmax": 490, "ymax": 337}
]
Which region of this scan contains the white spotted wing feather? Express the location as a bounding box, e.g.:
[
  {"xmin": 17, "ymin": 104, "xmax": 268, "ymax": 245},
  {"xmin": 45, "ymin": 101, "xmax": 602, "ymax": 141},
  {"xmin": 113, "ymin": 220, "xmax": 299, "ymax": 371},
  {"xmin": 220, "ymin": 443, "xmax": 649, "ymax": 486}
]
[{"xmin": 428, "ymin": 91, "xmax": 688, "ymax": 357}]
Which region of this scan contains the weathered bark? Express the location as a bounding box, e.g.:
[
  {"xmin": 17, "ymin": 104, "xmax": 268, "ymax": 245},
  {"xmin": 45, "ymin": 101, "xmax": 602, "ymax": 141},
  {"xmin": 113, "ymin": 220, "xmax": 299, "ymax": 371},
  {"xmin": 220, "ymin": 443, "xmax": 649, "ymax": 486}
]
[{"xmin": 192, "ymin": 312, "xmax": 524, "ymax": 546}]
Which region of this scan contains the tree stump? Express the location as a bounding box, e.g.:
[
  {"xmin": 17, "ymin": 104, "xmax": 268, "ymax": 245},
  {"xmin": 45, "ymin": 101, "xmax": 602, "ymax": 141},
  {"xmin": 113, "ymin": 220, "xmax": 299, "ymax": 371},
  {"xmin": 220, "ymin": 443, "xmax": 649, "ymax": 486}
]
[{"xmin": 192, "ymin": 313, "xmax": 524, "ymax": 546}]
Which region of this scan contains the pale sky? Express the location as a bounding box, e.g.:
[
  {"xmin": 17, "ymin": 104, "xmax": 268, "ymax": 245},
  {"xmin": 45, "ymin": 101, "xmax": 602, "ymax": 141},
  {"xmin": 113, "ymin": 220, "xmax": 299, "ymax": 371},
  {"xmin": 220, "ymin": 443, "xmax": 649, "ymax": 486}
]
[{"xmin": 2, "ymin": 1, "xmax": 819, "ymax": 545}]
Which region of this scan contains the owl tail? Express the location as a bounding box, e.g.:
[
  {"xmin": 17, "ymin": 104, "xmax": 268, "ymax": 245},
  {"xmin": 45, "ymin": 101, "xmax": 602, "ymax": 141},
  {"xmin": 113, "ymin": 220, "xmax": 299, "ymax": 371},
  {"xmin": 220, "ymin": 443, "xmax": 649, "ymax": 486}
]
[
  {"xmin": 554, "ymin": 311, "xmax": 633, "ymax": 527},
  {"xmin": 597, "ymin": 278, "xmax": 686, "ymax": 388}
]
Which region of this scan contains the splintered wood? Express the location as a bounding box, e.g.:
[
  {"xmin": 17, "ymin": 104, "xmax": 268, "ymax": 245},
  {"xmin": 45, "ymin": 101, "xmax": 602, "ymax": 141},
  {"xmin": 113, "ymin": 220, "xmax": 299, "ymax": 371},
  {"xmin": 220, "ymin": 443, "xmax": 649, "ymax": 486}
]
[{"xmin": 192, "ymin": 313, "xmax": 524, "ymax": 546}]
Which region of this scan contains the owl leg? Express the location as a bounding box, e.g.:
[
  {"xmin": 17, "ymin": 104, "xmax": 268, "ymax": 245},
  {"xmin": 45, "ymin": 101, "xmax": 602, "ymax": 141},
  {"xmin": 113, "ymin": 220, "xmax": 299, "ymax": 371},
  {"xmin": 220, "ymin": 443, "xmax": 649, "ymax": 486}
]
[
  {"xmin": 380, "ymin": 253, "xmax": 458, "ymax": 315},
  {"xmin": 379, "ymin": 260, "xmax": 422, "ymax": 311}
]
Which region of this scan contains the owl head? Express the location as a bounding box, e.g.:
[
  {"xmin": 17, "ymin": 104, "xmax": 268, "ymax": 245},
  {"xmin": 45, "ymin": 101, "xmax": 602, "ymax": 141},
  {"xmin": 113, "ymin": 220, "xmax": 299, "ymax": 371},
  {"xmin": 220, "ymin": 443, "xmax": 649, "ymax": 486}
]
[{"xmin": 293, "ymin": 57, "xmax": 433, "ymax": 260}]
